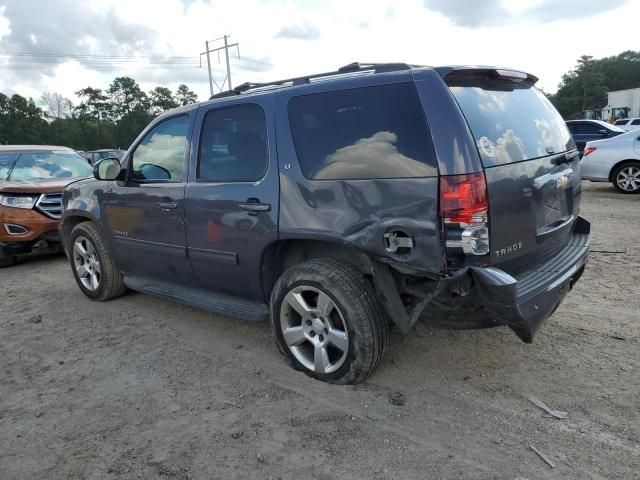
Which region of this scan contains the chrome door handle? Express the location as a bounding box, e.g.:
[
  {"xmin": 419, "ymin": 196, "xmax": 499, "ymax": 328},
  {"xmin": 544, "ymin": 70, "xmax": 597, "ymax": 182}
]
[
  {"xmin": 156, "ymin": 201, "xmax": 178, "ymax": 211},
  {"xmin": 239, "ymin": 203, "xmax": 271, "ymax": 212}
]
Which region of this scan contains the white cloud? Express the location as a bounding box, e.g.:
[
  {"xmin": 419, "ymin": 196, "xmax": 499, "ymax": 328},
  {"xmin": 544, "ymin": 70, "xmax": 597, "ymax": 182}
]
[{"xmin": 0, "ymin": 0, "xmax": 638, "ymax": 102}]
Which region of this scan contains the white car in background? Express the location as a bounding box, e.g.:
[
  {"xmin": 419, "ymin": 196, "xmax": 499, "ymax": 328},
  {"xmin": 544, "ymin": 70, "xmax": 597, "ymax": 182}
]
[
  {"xmin": 613, "ymin": 118, "xmax": 640, "ymax": 131},
  {"xmin": 582, "ymin": 130, "xmax": 640, "ymax": 193}
]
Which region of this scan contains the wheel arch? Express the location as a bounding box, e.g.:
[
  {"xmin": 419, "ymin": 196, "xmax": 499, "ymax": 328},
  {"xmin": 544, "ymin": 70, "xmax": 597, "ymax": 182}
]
[
  {"xmin": 260, "ymin": 238, "xmax": 376, "ymax": 302},
  {"xmin": 608, "ymin": 159, "xmax": 640, "ymax": 182}
]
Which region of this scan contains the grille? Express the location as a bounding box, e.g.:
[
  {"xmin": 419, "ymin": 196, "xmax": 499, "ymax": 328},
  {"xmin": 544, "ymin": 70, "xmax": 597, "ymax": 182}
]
[{"xmin": 36, "ymin": 192, "xmax": 63, "ymax": 219}]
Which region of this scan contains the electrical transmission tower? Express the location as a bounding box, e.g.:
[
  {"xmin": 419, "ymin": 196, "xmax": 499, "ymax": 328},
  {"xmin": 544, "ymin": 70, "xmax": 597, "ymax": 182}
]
[{"xmin": 201, "ymin": 35, "xmax": 239, "ymax": 96}]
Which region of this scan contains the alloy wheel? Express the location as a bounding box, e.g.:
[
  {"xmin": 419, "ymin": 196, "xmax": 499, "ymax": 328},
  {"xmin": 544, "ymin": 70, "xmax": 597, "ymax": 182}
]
[
  {"xmin": 280, "ymin": 285, "xmax": 349, "ymax": 374},
  {"xmin": 72, "ymin": 236, "xmax": 102, "ymax": 291},
  {"xmin": 616, "ymin": 165, "xmax": 640, "ymax": 192}
]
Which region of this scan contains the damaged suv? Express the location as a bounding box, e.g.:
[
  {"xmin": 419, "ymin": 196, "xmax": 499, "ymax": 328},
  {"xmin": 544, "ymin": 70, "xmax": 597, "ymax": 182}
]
[{"xmin": 60, "ymin": 63, "xmax": 590, "ymax": 384}]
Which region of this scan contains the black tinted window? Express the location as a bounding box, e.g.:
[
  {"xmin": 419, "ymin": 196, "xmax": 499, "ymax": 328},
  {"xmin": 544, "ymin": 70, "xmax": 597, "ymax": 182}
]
[
  {"xmin": 632, "ymin": 119, "xmax": 640, "ymax": 125},
  {"xmin": 448, "ymin": 78, "xmax": 574, "ymax": 166},
  {"xmin": 132, "ymin": 115, "xmax": 189, "ymax": 182},
  {"xmin": 198, "ymin": 104, "xmax": 268, "ymax": 182},
  {"xmin": 573, "ymin": 123, "xmax": 601, "ymax": 134},
  {"xmin": 288, "ymin": 83, "xmax": 437, "ymax": 180},
  {"xmin": 614, "ymin": 119, "xmax": 628, "ymax": 125}
]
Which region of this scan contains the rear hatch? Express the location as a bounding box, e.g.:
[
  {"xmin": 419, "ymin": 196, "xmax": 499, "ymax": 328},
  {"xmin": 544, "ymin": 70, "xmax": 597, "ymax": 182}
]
[{"xmin": 445, "ymin": 69, "xmax": 580, "ymax": 275}]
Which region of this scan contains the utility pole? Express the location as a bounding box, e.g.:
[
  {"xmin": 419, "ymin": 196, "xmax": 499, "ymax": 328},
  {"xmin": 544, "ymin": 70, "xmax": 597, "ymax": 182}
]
[
  {"xmin": 224, "ymin": 35, "xmax": 233, "ymax": 91},
  {"xmin": 205, "ymin": 40, "xmax": 214, "ymax": 97},
  {"xmin": 200, "ymin": 35, "xmax": 239, "ymax": 95}
]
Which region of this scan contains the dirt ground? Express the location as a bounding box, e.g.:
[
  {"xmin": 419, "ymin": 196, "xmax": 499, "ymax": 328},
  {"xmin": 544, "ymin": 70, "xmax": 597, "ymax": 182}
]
[{"xmin": 1, "ymin": 181, "xmax": 639, "ymax": 480}]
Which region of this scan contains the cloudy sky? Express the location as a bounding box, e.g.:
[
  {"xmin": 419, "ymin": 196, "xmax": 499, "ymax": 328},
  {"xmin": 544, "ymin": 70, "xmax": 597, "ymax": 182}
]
[{"xmin": 0, "ymin": 0, "xmax": 636, "ymax": 103}]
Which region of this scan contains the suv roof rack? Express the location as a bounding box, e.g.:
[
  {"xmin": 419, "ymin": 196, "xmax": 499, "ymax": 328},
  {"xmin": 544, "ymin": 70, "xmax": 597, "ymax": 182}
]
[{"xmin": 209, "ymin": 62, "xmax": 419, "ymax": 100}]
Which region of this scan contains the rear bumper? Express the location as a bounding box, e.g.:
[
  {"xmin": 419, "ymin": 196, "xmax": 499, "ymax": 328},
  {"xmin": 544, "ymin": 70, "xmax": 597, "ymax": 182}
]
[{"xmin": 469, "ymin": 216, "xmax": 590, "ymax": 342}]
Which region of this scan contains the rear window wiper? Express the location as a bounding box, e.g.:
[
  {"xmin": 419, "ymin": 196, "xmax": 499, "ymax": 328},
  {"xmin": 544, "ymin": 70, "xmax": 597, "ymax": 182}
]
[{"xmin": 551, "ymin": 150, "xmax": 579, "ymax": 165}]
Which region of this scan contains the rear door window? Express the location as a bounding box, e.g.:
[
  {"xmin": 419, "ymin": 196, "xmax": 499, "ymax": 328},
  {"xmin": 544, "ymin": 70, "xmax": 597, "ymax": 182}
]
[
  {"xmin": 447, "ymin": 77, "xmax": 574, "ymax": 167},
  {"xmin": 198, "ymin": 104, "xmax": 268, "ymax": 182},
  {"xmin": 288, "ymin": 83, "xmax": 437, "ymax": 180},
  {"xmin": 632, "ymin": 119, "xmax": 640, "ymax": 126},
  {"xmin": 614, "ymin": 119, "xmax": 629, "ymax": 125},
  {"xmin": 573, "ymin": 123, "xmax": 601, "ymax": 134}
]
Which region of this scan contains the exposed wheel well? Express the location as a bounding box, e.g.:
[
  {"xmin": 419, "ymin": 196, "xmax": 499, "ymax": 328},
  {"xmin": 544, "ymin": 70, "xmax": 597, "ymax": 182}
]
[
  {"xmin": 260, "ymin": 239, "xmax": 375, "ymax": 302},
  {"xmin": 61, "ymin": 216, "xmax": 92, "ymax": 245},
  {"xmin": 609, "ymin": 159, "xmax": 640, "ymax": 182}
]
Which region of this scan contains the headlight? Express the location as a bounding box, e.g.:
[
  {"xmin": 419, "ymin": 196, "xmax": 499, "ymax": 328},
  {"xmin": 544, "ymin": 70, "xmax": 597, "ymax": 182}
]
[{"xmin": 0, "ymin": 194, "xmax": 39, "ymax": 209}]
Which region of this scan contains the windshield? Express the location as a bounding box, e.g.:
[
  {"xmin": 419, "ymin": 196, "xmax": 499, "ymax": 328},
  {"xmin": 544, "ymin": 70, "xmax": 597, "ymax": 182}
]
[
  {"xmin": 1, "ymin": 150, "xmax": 92, "ymax": 181},
  {"xmin": 96, "ymin": 150, "xmax": 124, "ymax": 160},
  {"xmin": 447, "ymin": 77, "xmax": 575, "ymax": 167}
]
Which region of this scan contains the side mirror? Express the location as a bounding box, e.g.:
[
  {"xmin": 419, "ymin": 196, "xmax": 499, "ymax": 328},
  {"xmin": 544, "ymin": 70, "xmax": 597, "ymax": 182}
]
[{"xmin": 93, "ymin": 157, "xmax": 122, "ymax": 181}]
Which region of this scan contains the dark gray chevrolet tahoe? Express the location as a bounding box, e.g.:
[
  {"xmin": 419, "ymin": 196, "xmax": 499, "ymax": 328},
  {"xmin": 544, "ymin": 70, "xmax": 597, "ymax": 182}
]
[{"xmin": 60, "ymin": 63, "xmax": 590, "ymax": 384}]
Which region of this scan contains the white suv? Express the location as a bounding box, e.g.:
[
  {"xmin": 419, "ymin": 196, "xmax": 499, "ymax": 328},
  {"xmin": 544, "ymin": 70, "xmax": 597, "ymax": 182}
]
[{"xmin": 613, "ymin": 118, "xmax": 640, "ymax": 131}]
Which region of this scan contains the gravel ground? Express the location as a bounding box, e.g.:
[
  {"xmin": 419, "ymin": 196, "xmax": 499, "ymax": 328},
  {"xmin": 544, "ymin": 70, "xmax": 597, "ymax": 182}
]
[{"xmin": 1, "ymin": 181, "xmax": 639, "ymax": 479}]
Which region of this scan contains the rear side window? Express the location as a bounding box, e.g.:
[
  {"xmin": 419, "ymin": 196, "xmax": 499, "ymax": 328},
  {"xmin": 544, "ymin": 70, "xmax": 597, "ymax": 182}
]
[
  {"xmin": 447, "ymin": 77, "xmax": 574, "ymax": 167},
  {"xmin": 614, "ymin": 119, "xmax": 628, "ymax": 125},
  {"xmin": 288, "ymin": 83, "xmax": 437, "ymax": 180},
  {"xmin": 573, "ymin": 123, "xmax": 601, "ymax": 134},
  {"xmin": 198, "ymin": 104, "xmax": 268, "ymax": 182},
  {"xmin": 632, "ymin": 119, "xmax": 640, "ymax": 125}
]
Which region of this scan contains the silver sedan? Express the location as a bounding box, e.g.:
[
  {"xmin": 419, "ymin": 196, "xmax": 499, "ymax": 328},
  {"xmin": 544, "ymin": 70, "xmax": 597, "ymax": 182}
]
[{"xmin": 581, "ymin": 130, "xmax": 640, "ymax": 194}]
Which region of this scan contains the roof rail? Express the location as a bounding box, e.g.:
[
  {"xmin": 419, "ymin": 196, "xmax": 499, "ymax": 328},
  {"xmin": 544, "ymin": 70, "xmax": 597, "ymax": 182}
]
[{"xmin": 209, "ymin": 62, "xmax": 418, "ymax": 100}]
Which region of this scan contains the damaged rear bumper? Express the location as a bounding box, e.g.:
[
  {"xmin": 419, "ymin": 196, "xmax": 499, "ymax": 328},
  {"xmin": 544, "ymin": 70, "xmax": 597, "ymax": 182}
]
[{"xmin": 470, "ymin": 216, "xmax": 590, "ymax": 342}]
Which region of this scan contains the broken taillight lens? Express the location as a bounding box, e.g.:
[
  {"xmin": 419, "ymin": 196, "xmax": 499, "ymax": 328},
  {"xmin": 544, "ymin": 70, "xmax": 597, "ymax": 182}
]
[{"xmin": 440, "ymin": 173, "xmax": 490, "ymax": 256}]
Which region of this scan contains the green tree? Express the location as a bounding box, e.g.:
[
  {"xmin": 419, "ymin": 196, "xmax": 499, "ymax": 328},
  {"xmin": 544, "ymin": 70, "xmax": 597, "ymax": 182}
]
[
  {"xmin": 550, "ymin": 50, "xmax": 640, "ymax": 119},
  {"xmin": 175, "ymin": 84, "xmax": 198, "ymax": 106},
  {"xmin": 149, "ymin": 86, "xmax": 178, "ymax": 114},
  {"xmin": 75, "ymin": 87, "xmax": 110, "ymax": 120},
  {"xmin": 0, "ymin": 94, "xmax": 48, "ymax": 144},
  {"xmin": 108, "ymin": 77, "xmax": 150, "ymax": 119}
]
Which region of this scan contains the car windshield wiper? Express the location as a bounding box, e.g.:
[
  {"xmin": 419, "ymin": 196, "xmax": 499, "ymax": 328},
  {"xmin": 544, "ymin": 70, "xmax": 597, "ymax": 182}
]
[{"xmin": 4, "ymin": 153, "xmax": 21, "ymax": 181}]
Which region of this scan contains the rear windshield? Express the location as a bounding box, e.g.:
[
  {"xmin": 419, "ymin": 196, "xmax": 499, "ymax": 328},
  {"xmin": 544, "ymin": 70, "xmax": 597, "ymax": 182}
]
[
  {"xmin": 447, "ymin": 77, "xmax": 575, "ymax": 167},
  {"xmin": 1, "ymin": 150, "xmax": 92, "ymax": 181}
]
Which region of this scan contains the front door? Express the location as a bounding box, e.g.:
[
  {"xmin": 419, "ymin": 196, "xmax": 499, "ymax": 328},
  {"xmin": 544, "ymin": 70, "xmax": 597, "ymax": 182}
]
[
  {"xmin": 103, "ymin": 114, "xmax": 195, "ymax": 284},
  {"xmin": 185, "ymin": 98, "xmax": 279, "ymax": 301}
]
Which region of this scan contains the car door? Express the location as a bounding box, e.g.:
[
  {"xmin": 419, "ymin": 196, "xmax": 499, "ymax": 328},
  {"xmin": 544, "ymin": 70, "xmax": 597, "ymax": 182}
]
[
  {"xmin": 102, "ymin": 113, "xmax": 196, "ymax": 285},
  {"xmin": 185, "ymin": 98, "xmax": 279, "ymax": 301}
]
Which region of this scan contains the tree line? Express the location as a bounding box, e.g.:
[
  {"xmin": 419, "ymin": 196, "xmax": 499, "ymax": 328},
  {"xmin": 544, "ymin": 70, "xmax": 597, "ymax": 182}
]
[
  {"xmin": 549, "ymin": 50, "xmax": 640, "ymax": 120},
  {"xmin": 0, "ymin": 76, "xmax": 199, "ymax": 150}
]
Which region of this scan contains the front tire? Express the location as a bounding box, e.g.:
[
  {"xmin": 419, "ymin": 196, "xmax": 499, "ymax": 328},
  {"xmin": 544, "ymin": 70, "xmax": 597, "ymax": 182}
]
[
  {"xmin": 270, "ymin": 258, "xmax": 389, "ymax": 384},
  {"xmin": 612, "ymin": 162, "xmax": 640, "ymax": 194},
  {"xmin": 69, "ymin": 222, "xmax": 126, "ymax": 301},
  {"xmin": 0, "ymin": 251, "xmax": 17, "ymax": 268}
]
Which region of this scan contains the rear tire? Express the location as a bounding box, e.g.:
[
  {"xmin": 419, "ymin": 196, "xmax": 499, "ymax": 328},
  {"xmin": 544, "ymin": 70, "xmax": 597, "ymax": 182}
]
[
  {"xmin": 68, "ymin": 222, "xmax": 127, "ymax": 301},
  {"xmin": 270, "ymin": 258, "xmax": 389, "ymax": 385},
  {"xmin": 612, "ymin": 161, "xmax": 640, "ymax": 194}
]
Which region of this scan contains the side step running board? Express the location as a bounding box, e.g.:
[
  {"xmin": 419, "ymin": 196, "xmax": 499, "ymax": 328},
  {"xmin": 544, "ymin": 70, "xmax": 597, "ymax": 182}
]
[{"xmin": 124, "ymin": 276, "xmax": 269, "ymax": 322}]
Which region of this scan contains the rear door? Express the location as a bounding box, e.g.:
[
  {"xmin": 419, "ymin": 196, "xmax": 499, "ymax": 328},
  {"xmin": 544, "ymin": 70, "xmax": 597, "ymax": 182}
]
[
  {"xmin": 446, "ymin": 72, "xmax": 581, "ymax": 274},
  {"xmin": 184, "ymin": 97, "xmax": 279, "ymax": 301}
]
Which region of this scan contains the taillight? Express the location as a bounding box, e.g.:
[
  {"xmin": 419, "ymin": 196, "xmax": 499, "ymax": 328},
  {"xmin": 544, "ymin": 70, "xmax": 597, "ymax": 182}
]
[
  {"xmin": 440, "ymin": 173, "xmax": 490, "ymax": 257},
  {"xmin": 583, "ymin": 146, "xmax": 597, "ymax": 157}
]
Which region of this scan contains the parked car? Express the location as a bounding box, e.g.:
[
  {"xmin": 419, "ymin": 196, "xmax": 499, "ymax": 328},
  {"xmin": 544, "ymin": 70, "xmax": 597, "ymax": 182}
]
[
  {"xmin": 613, "ymin": 118, "xmax": 640, "ymax": 131},
  {"xmin": 0, "ymin": 145, "xmax": 93, "ymax": 267},
  {"xmin": 60, "ymin": 63, "xmax": 590, "ymax": 384},
  {"xmin": 83, "ymin": 149, "xmax": 125, "ymax": 165},
  {"xmin": 565, "ymin": 120, "xmax": 625, "ymax": 155},
  {"xmin": 581, "ymin": 130, "xmax": 640, "ymax": 193}
]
